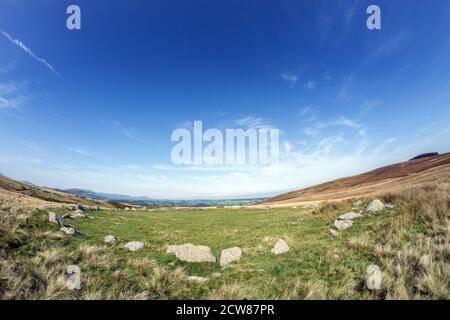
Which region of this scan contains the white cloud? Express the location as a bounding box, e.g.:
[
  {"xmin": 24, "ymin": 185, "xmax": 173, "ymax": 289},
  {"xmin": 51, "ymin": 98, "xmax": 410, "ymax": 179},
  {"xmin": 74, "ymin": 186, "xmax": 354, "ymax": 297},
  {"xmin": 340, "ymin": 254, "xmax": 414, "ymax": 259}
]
[
  {"xmin": 1, "ymin": 31, "xmax": 60, "ymax": 76},
  {"xmin": 64, "ymin": 146, "xmax": 90, "ymax": 156},
  {"xmin": 234, "ymin": 116, "xmax": 273, "ymax": 130},
  {"xmin": 113, "ymin": 121, "xmax": 145, "ymax": 142},
  {"xmin": 304, "ymin": 80, "xmax": 316, "ymax": 90},
  {"xmin": 0, "ymin": 82, "xmax": 27, "ymax": 109},
  {"xmin": 280, "ymin": 72, "xmax": 298, "ymax": 86}
]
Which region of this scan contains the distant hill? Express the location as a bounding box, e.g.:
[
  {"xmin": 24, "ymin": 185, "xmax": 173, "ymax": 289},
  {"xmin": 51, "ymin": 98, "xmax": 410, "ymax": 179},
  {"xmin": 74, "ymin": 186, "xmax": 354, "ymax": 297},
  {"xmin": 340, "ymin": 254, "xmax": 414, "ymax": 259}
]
[
  {"xmin": 57, "ymin": 188, "xmax": 265, "ymax": 207},
  {"xmin": 261, "ymin": 152, "xmax": 450, "ymax": 207}
]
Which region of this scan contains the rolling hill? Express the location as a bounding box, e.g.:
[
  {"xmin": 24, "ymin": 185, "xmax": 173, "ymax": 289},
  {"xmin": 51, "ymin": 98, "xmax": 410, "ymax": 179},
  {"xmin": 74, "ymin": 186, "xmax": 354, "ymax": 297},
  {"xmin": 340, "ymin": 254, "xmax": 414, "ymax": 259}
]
[
  {"xmin": 262, "ymin": 152, "xmax": 450, "ymax": 207},
  {"xmin": 0, "ymin": 175, "xmax": 118, "ymax": 209}
]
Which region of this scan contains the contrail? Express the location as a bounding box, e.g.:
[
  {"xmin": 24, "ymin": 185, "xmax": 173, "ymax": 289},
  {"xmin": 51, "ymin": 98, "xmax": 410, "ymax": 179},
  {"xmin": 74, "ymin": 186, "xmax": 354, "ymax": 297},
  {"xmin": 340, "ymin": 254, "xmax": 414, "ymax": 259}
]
[{"xmin": 1, "ymin": 31, "xmax": 61, "ymax": 77}]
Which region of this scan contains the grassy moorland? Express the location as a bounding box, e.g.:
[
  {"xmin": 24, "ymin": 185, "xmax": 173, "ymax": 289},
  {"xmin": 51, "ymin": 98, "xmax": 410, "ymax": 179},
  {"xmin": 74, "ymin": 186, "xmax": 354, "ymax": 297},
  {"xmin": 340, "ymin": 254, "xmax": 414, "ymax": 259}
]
[{"xmin": 1, "ymin": 182, "xmax": 449, "ymax": 300}]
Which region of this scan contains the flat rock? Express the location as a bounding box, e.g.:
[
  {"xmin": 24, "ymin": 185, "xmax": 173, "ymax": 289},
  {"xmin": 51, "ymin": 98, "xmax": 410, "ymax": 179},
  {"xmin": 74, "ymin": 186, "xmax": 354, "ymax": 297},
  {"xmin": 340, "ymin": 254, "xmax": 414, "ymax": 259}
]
[
  {"xmin": 271, "ymin": 239, "xmax": 289, "ymax": 255},
  {"xmin": 338, "ymin": 212, "xmax": 363, "ymax": 220},
  {"xmin": 366, "ymin": 199, "xmax": 385, "ymax": 213},
  {"xmin": 70, "ymin": 210, "xmax": 86, "ymax": 219},
  {"xmin": 366, "ymin": 264, "xmax": 383, "ymax": 290},
  {"xmin": 220, "ymin": 247, "xmax": 242, "ymax": 267},
  {"xmin": 124, "ymin": 241, "xmax": 144, "ymax": 252},
  {"xmin": 66, "ymin": 265, "xmax": 81, "ymax": 290},
  {"xmin": 187, "ymin": 276, "xmax": 209, "ymax": 284},
  {"xmin": 167, "ymin": 243, "xmax": 216, "ymax": 263},
  {"xmin": 334, "ymin": 219, "xmax": 353, "ymax": 231},
  {"xmin": 104, "ymin": 235, "xmax": 116, "ymax": 244}
]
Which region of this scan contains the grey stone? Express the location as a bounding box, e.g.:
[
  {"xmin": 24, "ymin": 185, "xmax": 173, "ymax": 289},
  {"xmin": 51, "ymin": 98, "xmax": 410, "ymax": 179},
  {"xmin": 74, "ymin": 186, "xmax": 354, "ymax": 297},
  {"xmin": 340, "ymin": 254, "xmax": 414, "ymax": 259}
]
[
  {"xmin": 366, "ymin": 264, "xmax": 383, "ymax": 290},
  {"xmin": 338, "ymin": 212, "xmax": 363, "ymax": 220},
  {"xmin": 220, "ymin": 247, "xmax": 242, "ymax": 267},
  {"xmin": 366, "ymin": 199, "xmax": 385, "ymax": 213},
  {"xmin": 167, "ymin": 243, "xmax": 216, "ymax": 263},
  {"xmin": 334, "ymin": 219, "xmax": 353, "ymax": 231},
  {"xmin": 187, "ymin": 276, "xmax": 208, "ymax": 284},
  {"xmin": 104, "ymin": 235, "xmax": 116, "ymax": 244},
  {"xmin": 124, "ymin": 241, "xmax": 144, "ymax": 252},
  {"xmin": 60, "ymin": 227, "xmax": 76, "ymax": 235},
  {"xmin": 66, "ymin": 265, "xmax": 81, "ymax": 290},
  {"xmin": 271, "ymin": 239, "xmax": 289, "ymax": 255}
]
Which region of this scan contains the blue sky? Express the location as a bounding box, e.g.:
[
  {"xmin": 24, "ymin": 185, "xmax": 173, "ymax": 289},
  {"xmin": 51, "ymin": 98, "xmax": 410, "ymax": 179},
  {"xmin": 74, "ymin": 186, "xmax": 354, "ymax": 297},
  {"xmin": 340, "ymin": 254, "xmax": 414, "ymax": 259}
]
[{"xmin": 1, "ymin": 0, "xmax": 450, "ymax": 199}]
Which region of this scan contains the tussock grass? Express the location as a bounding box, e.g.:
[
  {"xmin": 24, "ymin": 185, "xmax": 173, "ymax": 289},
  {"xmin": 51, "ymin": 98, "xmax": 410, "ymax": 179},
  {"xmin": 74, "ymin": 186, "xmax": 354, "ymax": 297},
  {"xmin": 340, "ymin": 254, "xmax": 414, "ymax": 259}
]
[{"xmin": 0, "ymin": 182, "xmax": 449, "ymax": 299}]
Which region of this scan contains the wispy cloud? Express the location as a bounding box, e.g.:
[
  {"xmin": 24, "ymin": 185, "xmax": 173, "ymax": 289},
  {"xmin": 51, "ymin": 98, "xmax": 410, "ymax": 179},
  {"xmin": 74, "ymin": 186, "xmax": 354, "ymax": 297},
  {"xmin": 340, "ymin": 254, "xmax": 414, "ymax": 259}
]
[
  {"xmin": 339, "ymin": 76, "xmax": 353, "ymax": 101},
  {"xmin": 280, "ymin": 72, "xmax": 298, "ymax": 87},
  {"xmin": 1, "ymin": 31, "xmax": 60, "ymax": 76},
  {"xmin": 113, "ymin": 121, "xmax": 145, "ymax": 142},
  {"xmin": 235, "ymin": 116, "xmax": 273, "ymax": 130},
  {"xmin": 0, "ymin": 82, "xmax": 27, "ymax": 110},
  {"xmin": 64, "ymin": 145, "xmax": 90, "ymax": 156},
  {"xmin": 304, "ymin": 80, "xmax": 316, "ymax": 90}
]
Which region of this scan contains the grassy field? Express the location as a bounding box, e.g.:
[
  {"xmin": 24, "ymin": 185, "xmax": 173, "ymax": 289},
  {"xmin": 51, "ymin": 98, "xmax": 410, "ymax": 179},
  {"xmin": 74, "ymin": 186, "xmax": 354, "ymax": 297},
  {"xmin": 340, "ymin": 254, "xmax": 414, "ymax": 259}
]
[{"xmin": 1, "ymin": 182, "xmax": 449, "ymax": 299}]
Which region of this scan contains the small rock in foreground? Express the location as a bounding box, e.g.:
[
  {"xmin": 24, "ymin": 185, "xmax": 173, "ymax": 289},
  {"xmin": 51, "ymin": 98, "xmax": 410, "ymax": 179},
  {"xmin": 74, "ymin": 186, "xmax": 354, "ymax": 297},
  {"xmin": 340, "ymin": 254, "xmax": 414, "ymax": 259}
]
[
  {"xmin": 338, "ymin": 212, "xmax": 363, "ymax": 220},
  {"xmin": 124, "ymin": 241, "xmax": 144, "ymax": 252},
  {"xmin": 366, "ymin": 264, "xmax": 383, "ymax": 290},
  {"xmin": 187, "ymin": 276, "xmax": 209, "ymax": 284},
  {"xmin": 220, "ymin": 247, "xmax": 242, "ymax": 267},
  {"xmin": 66, "ymin": 265, "xmax": 81, "ymax": 290},
  {"xmin": 334, "ymin": 219, "xmax": 353, "ymax": 231},
  {"xmin": 104, "ymin": 235, "xmax": 116, "ymax": 244},
  {"xmin": 366, "ymin": 199, "xmax": 385, "ymax": 213},
  {"xmin": 271, "ymin": 239, "xmax": 289, "ymax": 255}
]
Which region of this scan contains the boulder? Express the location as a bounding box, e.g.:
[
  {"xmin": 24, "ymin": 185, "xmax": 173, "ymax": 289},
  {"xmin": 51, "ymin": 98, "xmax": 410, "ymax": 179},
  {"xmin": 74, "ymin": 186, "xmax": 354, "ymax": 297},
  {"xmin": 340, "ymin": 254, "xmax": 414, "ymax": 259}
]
[
  {"xmin": 49, "ymin": 212, "xmax": 59, "ymax": 224},
  {"xmin": 75, "ymin": 204, "xmax": 84, "ymax": 211},
  {"xmin": 338, "ymin": 212, "xmax": 363, "ymax": 220},
  {"xmin": 220, "ymin": 247, "xmax": 242, "ymax": 267},
  {"xmin": 187, "ymin": 276, "xmax": 208, "ymax": 284},
  {"xmin": 49, "ymin": 212, "xmax": 67, "ymax": 227},
  {"xmin": 366, "ymin": 264, "xmax": 383, "ymax": 290},
  {"xmin": 60, "ymin": 227, "xmax": 76, "ymax": 235},
  {"xmin": 124, "ymin": 241, "xmax": 144, "ymax": 252},
  {"xmin": 271, "ymin": 239, "xmax": 289, "ymax": 255},
  {"xmin": 167, "ymin": 243, "xmax": 216, "ymax": 263},
  {"xmin": 334, "ymin": 219, "xmax": 353, "ymax": 231},
  {"xmin": 104, "ymin": 235, "xmax": 116, "ymax": 244},
  {"xmin": 66, "ymin": 265, "xmax": 81, "ymax": 290},
  {"xmin": 366, "ymin": 199, "xmax": 385, "ymax": 213}
]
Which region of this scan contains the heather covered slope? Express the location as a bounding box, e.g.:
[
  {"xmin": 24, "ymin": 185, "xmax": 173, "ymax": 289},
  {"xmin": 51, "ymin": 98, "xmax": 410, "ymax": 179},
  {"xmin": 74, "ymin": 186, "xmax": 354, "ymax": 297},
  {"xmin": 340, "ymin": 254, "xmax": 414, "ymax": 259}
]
[{"xmin": 262, "ymin": 153, "xmax": 450, "ymax": 207}]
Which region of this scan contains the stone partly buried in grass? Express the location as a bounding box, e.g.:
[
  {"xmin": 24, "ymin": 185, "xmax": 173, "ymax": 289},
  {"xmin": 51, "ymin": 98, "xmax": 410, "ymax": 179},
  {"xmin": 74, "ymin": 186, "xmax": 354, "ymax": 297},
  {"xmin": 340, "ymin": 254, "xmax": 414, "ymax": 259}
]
[
  {"xmin": 167, "ymin": 243, "xmax": 216, "ymax": 263},
  {"xmin": 338, "ymin": 211, "xmax": 363, "ymax": 220},
  {"xmin": 66, "ymin": 265, "xmax": 81, "ymax": 290},
  {"xmin": 104, "ymin": 235, "xmax": 116, "ymax": 244},
  {"xmin": 366, "ymin": 199, "xmax": 385, "ymax": 213},
  {"xmin": 366, "ymin": 264, "xmax": 383, "ymax": 290},
  {"xmin": 334, "ymin": 219, "xmax": 353, "ymax": 231},
  {"xmin": 124, "ymin": 241, "xmax": 144, "ymax": 252},
  {"xmin": 220, "ymin": 247, "xmax": 242, "ymax": 267},
  {"xmin": 187, "ymin": 276, "xmax": 209, "ymax": 284},
  {"xmin": 271, "ymin": 239, "xmax": 290, "ymax": 255}
]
